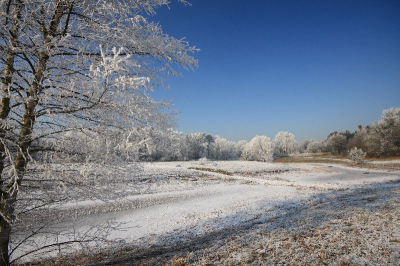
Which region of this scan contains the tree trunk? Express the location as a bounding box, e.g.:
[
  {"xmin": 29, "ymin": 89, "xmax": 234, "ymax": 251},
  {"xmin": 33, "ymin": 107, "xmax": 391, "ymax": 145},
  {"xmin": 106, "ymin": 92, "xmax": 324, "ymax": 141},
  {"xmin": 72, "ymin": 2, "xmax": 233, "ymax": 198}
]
[
  {"xmin": 1, "ymin": 0, "xmax": 24, "ymax": 187},
  {"xmin": 0, "ymin": 210, "xmax": 12, "ymax": 266},
  {"xmin": 0, "ymin": 50, "xmax": 16, "ymax": 186},
  {"xmin": 0, "ymin": 98, "xmax": 38, "ymax": 266},
  {"xmin": 0, "ymin": 2, "xmax": 23, "ymax": 265},
  {"xmin": 0, "ymin": 1, "xmax": 67, "ymax": 263}
]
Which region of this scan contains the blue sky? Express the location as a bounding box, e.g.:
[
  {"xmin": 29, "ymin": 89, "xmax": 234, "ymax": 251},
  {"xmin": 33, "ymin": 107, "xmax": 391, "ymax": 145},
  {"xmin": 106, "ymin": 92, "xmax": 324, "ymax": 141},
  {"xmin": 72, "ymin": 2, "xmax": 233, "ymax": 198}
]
[{"xmin": 151, "ymin": 0, "xmax": 400, "ymax": 142}]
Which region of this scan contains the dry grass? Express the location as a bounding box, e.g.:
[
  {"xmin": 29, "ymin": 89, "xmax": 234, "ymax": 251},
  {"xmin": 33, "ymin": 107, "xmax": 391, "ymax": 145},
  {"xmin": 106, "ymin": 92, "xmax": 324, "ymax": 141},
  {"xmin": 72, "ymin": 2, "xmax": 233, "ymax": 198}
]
[
  {"xmin": 365, "ymin": 155, "xmax": 400, "ymax": 161},
  {"xmin": 274, "ymin": 155, "xmax": 400, "ymax": 171},
  {"xmin": 274, "ymin": 154, "xmax": 344, "ymax": 164}
]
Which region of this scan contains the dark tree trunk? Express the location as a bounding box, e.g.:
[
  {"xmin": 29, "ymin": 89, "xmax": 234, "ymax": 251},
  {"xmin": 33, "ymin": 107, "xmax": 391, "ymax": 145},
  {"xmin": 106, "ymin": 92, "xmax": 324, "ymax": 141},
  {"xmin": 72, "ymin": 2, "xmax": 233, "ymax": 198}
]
[{"xmin": 0, "ymin": 1, "xmax": 23, "ymax": 265}]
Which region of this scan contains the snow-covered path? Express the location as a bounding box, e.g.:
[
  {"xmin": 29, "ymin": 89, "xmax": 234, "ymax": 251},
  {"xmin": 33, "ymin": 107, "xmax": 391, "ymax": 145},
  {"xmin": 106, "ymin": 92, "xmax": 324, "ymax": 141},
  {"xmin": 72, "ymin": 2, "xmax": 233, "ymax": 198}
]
[
  {"xmin": 71, "ymin": 183, "xmax": 302, "ymax": 243},
  {"xmin": 14, "ymin": 161, "xmax": 400, "ymax": 263}
]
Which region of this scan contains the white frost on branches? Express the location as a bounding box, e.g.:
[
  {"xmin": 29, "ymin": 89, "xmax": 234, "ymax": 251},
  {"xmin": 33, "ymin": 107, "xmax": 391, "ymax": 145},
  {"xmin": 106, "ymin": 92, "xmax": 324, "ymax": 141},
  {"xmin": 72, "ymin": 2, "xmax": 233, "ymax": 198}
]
[
  {"xmin": 348, "ymin": 147, "xmax": 366, "ymax": 164},
  {"xmin": 0, "ymin": 0, "xmax": 198, "ymax": 263},
  {"xmin": 241, "ymin": 136, "xmax": 273, "ymax": 162},
  {"xmin": 273, "ymin": 131, "xmax": 298, "ymax": 156}
]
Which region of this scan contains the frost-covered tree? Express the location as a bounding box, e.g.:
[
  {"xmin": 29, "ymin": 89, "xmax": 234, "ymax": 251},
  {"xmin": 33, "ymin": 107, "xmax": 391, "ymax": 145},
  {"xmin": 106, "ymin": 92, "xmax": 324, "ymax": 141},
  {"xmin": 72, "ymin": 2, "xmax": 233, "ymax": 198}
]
[
  {"xmin": 325, "ymin": 133, "xmax": 347, "ymax": 155},
  {"xmin": 241, "ymin": 136, "xmax": 273, "ymax": 162},
  {"xmin": 304, "ymin": 140, "xmax": 324, "ymax": 153},
  {"xmin": 55, "ymin": 129, "xmax": 137, "ymax": 163},
  {"xmin": 347, "ymin": 126, "xmax": 367, "ymax": 153},
  {"xmin": 374, "ymin": 108, "xmax": 400, "ymax": 156},
  {"xmin": 346, "ymin": 108, "xmax": 400, "ymax": 157},
  {"xmin": 273, "ymin": 131, "xmax": 298, "ymax": 156},
  {"xmin": 235, "ymin": 140, "xmax": 248, "ymax": 158},
  {"xmin": 0, "ymin": 1, "xmax": 197, "ymax": 264},
  {"xmin": 185, "ymin": 132, "xmax": 208, "ymax": 160},
  {"xmin": 299, "ymin": 139, "xmax": 312, "ymax": 153},
  {"xmin": 205, "ymin": 134, "xmax": 214, "ymax": 159},
  {"xmin": 209, "ymin": 136, "xmax": 238, "ymax": 160},
  {"xmin": 138, "ymin": 128, "xmax": 184, "ymax": 161}
]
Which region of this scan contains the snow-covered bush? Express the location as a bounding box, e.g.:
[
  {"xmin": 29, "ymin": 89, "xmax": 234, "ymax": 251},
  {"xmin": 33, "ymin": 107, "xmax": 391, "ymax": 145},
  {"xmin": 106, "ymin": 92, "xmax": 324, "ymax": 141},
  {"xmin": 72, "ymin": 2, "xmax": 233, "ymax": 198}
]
[
  {"xmin": 348, "ymin": 147, "xmax": 366, "ymax": 164},
  {"xmin": 198, "ymin": 157, "xmax": 210, "ymax": 165}
]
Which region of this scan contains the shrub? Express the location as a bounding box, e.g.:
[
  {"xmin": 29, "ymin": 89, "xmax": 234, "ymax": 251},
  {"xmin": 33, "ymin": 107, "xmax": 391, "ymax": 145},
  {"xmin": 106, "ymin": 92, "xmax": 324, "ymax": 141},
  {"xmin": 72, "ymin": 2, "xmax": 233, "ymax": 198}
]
[{"xmin": 348, "ymin": 147, "xmax": 366, "ymax": 164}]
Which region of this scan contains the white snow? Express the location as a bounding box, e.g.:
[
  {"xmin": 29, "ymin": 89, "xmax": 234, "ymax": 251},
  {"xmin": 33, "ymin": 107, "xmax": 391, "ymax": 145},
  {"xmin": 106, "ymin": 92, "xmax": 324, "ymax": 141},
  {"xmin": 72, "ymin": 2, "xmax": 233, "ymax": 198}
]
[{"xmin": 12, "ymin": 160, "xmax": 400, "ymax": 263}]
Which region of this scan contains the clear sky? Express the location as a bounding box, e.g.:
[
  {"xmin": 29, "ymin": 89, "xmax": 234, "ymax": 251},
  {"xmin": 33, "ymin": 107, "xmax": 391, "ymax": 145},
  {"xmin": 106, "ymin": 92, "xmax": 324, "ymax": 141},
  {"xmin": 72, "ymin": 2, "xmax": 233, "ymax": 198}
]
[{"xmin": 151, "ymin": 0, "xmax": 400, "ymax": 142}]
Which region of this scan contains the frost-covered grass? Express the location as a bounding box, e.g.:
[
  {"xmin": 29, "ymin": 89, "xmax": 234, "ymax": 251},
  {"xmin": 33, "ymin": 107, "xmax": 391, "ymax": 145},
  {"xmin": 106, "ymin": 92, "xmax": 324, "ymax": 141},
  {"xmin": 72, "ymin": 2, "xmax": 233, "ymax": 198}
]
[
  {"xmin": 15, "ymin": 160, "xmax": 400, "ymax": 265},
  {"xmin": 164, "ymin": 181, "xmax": 400, "ymax": 266}
]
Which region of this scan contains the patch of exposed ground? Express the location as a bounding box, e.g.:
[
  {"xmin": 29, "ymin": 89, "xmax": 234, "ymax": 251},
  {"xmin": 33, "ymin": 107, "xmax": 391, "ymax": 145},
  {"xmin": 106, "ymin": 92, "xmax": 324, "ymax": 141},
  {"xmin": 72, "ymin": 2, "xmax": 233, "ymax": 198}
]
[{"xmin": 187, "ymin": 167, "xmax": 233, "ymax": 176}]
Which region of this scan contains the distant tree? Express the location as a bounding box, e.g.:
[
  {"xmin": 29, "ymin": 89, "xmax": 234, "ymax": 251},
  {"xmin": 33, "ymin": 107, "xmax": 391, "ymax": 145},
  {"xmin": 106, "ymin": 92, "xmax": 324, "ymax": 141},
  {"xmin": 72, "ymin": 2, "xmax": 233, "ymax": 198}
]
[
  {"xmin": 343, "ymin": 130, "xmax": 355, "ymax": 141},
  {"xmin": 205, "ymin": 134, "xmax": 214, "ymax": 158},
  {"xmin": 347, "ymin": 127, "xmax": 368, "ymax": 154},
  {"xmin": 376, "ymin": 108, "xmax": 400, "ymax": 156},
  {"xmin": 235, "ymin": 140, "xmax": 248, "ymax": 158},
  {"xmin": 210, "ymin": 136, "xmax": 238, "ymax": 160},
  {"xmin": 305, "ymin": 140, "xmax": 324, "ymax": 153},
  {"xmin": 299, "ymin": 139, "xmax": 312, "ymax": 153},
  {"xmin": 241, "ymin": 136, "xmax": 273, "ymax": 162},
  {"xmin": 273, "ymin": 132, "xmax": 298, "ymax": 156},
  {"xmin": 131, "ymin": 128, "xmax": 183, "ymax": 161},
  {"xmin": 325, "ymin": 133, "xmax": 347, "ymax": 155},
  {"xmin": 349, "ymin": 108, "xmax": 400, "ymax": 157},
  {"xmin": 362, "ymin": 125, "xmax": 381, "ymax": 157},
  {"xmin": 185, "ymin": 132, "xmax": 208, "ymax": 160}
]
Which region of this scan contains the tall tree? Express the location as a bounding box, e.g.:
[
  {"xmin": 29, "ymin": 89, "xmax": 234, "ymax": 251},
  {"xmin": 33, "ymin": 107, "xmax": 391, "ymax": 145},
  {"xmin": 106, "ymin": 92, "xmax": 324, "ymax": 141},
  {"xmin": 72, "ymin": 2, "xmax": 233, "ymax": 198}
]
[{"xmin": 0, "ymin": 1, "xmax": 197, "ymax": 264}]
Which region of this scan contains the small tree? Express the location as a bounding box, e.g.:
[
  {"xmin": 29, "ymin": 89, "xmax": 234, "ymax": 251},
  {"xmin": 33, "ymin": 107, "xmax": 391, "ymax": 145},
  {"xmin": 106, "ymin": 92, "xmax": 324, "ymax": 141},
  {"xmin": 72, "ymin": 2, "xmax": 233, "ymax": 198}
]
[{"xmin": 348, "ymin": 147, "xmax": 366, "ymax": 164}]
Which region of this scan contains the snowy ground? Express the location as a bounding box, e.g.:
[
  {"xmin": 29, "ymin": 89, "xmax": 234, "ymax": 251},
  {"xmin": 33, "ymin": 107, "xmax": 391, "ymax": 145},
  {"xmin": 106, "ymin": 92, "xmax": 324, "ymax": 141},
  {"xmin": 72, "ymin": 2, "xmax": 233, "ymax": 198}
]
[{"xmin": 15, "ymin": 160, "xmax": 400, "ymax": 265}]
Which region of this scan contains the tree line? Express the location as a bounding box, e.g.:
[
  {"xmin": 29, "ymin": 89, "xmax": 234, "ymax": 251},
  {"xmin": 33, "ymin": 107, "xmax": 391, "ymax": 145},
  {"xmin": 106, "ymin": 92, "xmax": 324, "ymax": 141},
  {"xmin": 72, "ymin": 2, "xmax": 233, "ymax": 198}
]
[
  {"xmin": 303, "ymin": 107, "xmax": 400, "ymax": 158},
  {"xmin": 41, "ymin": 107, "xmax": 399, "ymax": 165}
]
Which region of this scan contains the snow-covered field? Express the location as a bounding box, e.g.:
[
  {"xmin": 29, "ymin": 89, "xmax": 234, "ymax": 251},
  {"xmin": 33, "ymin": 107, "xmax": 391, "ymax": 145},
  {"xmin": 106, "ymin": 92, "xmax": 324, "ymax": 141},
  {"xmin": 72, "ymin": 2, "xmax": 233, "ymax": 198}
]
[{"xmin": 15, "ymin": 160, "xmax": 400, "ymax": 265}]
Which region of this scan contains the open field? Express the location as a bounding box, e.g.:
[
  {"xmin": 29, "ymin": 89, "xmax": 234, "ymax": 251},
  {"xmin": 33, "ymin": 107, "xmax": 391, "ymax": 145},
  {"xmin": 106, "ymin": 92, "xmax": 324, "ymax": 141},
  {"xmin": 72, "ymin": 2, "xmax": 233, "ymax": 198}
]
[{"xmin": 16, "ymin": 160, "xmax": 400, "ymax": 265}]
